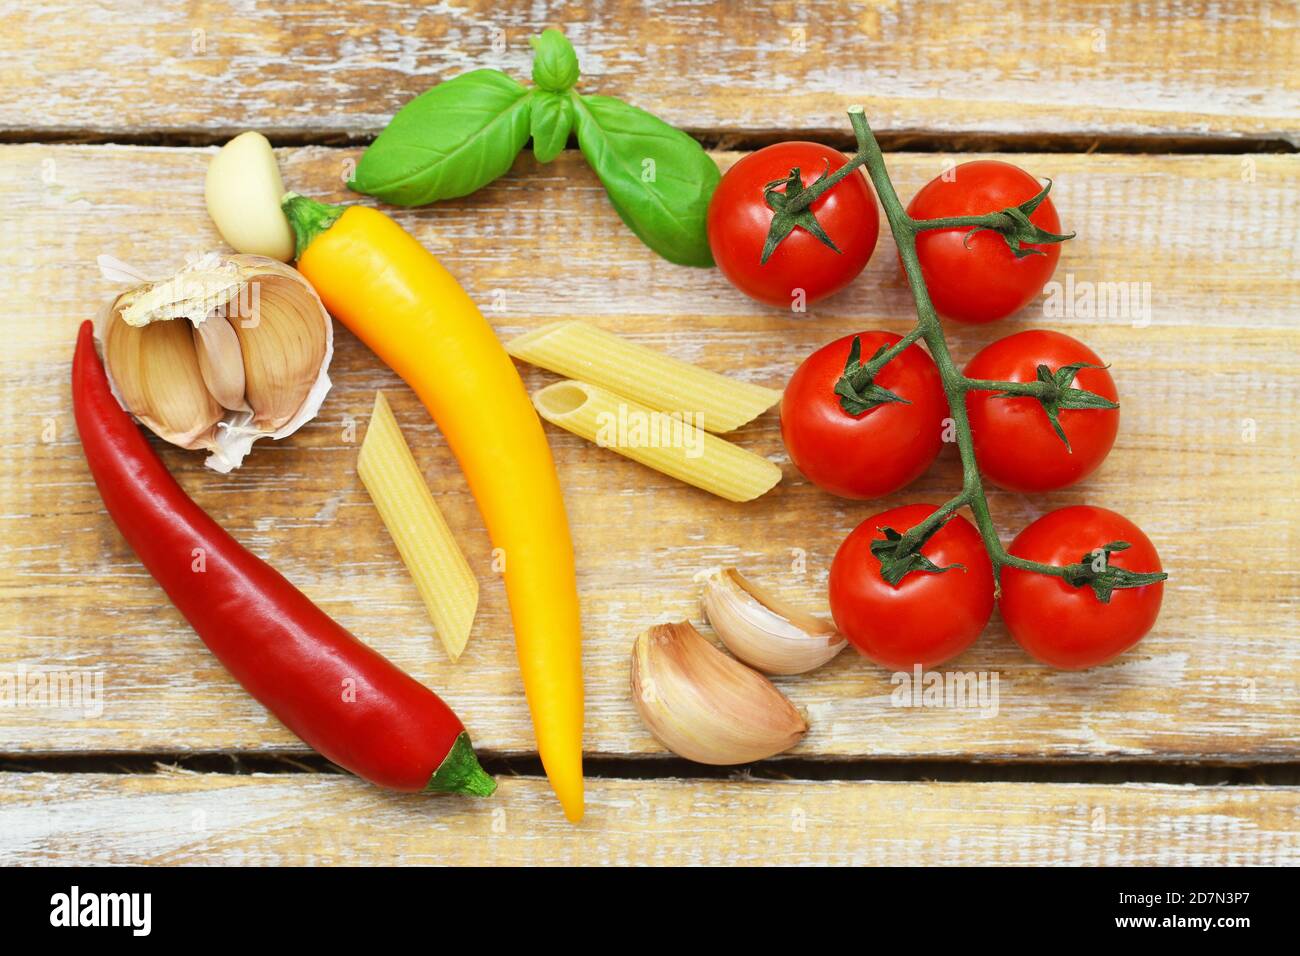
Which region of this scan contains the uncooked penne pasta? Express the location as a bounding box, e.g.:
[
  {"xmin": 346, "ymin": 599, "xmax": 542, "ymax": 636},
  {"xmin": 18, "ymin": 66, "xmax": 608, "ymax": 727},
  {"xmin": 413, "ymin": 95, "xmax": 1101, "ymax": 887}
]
[
  {"xmin": 358, "ymin": 391, "xmax": 478, "ymax": 661},
  {"xmin": 532, "ymin": 380, "xmax": 782, "ymax": 503},
  {"xmin": 507, "ymin": 320, "xmax": 781, "ymax": 433}
]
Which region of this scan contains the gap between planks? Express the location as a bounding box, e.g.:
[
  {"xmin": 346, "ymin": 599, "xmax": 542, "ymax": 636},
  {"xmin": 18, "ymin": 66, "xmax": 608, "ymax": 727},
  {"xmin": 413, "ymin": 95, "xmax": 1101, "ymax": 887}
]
[
  {"xmin": 0, "ymin": 128, "xmax": 1294, "ymax": 155},
  {"xmin": 4, "ymin": 753, "xmax": 1299, "ymax": 787}
]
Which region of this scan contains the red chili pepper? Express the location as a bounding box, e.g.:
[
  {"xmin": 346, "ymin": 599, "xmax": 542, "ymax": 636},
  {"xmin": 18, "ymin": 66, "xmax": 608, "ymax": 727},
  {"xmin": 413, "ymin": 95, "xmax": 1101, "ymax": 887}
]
[{"xmin": 71, "ymin": 321, "xmax": 494, "ymax": 797}]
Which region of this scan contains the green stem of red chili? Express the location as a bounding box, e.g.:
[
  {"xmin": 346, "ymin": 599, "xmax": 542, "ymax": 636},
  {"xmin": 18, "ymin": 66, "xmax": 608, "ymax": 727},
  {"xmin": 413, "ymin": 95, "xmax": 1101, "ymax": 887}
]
[{"xmin": 843, "ymin": 106, "xmax": 1069, "ymax": 585}]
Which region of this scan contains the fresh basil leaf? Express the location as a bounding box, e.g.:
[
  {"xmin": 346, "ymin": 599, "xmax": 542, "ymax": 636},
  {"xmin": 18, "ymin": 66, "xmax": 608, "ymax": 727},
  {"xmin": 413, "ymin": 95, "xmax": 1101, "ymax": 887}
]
[
  {"xmin": 570, "ymin": 93, "xmax": 720, "ymax": 267},
  {"xmin": 530, "ymin": 90, "xmax": 572, "ymax": 164},
  {"xmin": 530, "ymin": 28, "xmax": 580, "ymax": 93},
  {"xmin": 350, "ymin": 69, "xmax": 531, "ymax": 206}
]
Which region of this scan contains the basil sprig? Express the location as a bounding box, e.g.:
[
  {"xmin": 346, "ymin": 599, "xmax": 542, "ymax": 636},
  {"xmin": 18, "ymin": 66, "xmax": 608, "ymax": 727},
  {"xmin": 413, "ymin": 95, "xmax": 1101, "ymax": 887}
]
[
  {"xmin": 530, "ymin": 27, "xmax": 579, "ymax": 92},
  {"xmin": 350, "ymin": 69, "xmax": 531, "ymax": 205},
  {"xmin": 570, "ymin": 94, "xmax": 718, "ymax": 266},
  {"xmin": 529, "ymin": 90, "xmax": 572, "ymax": 165},
  {"xmin": 350, "ymin": 29, "xmax": 717, "ymax": 267}
]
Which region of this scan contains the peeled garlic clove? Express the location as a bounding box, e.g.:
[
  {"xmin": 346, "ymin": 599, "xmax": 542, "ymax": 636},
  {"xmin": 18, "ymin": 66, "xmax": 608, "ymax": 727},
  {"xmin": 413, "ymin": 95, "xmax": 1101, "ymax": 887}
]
[
  {"xmin": 103, "ymin": 307, "xmax": 221, "ymax": 450},
  {"xmin": 232, "ymin": 270, "xmax": 329, "ymax": 431},
  {"xmin": 631, "ymin": 621, "xmax": 807, "ymax": 765},
  {"xmin": 205, "ymin": 131, "xmax": 295, "ymax": 261},
  {"xmin": 699, "ymin": 567, "xmax": 847, "ymax": 676},
  {"xmin": 193, "ymin": 314, "xmax": 248, "ymax": 411}
]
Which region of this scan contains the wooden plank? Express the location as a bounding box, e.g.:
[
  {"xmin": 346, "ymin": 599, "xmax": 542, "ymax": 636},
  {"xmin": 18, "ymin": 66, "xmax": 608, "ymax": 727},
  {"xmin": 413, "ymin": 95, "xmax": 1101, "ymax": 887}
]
[
  {"xmin": 1, "ymin": 1, "xmax": 1296, "ymax": 142},
  {"xmin": 0, "ymin": 145, "xmax": 1297, "ymax": 761},
  {"xmin": 1, "ymin": 772, "xmax": 1296, "ymax": 864}
]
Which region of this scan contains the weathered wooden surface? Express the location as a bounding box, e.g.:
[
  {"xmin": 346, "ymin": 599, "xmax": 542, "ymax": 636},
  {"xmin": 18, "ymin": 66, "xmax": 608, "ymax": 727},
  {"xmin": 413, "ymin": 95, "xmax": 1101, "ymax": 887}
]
[
  {"xmin": 1, "ymin": 1, "xmax": 1296, "ymax": 142},
  {"xmin": 1, "ymin": 145, "xmax": 1296, "ymax": 762},
  {"xmin": 1, "ymin": 0, "xmax": 1298, "ymax": 865},
  {"xmin": 2, "ymin": 772, "xmax": 1297, "ymax": 865}
]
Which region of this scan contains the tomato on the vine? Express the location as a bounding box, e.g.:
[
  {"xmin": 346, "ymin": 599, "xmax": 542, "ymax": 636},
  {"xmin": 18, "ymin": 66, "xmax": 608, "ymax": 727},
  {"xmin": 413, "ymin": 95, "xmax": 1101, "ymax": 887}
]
[
  {"xmin": 906, "ymin": 160, "xmax": 1063, "ymax": 323},
  {"xmin": 781, "ymin": 331, "xmax": 947, "ymax": 499},
  {"xmin": 707, "ymin": 142, "xmax": 879, "ymax": 308},
  {"xmin": 1001, "ymin": 506, "xmax": 1164, "ymax": 669},
  {"xmin": 964, "ymin": 329, "xmax": 1119, "ymax": 492},
  {"xmin": 829, "ymin": 504, "xmax": 994, "ymax": 669}
]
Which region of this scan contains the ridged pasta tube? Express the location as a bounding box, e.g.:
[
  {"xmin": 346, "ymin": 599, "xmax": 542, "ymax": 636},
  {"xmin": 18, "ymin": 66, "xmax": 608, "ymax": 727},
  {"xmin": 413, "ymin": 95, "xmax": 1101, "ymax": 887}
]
[
  {"xmin": 532, "ymin": 380, "xmax": 782, "ymax": 502},
  {"xmin": 358, "ymin": 391, "xmax": 478, "ymax": 662},
  {"xmin": 508, "ymin": 320, "xmax": 781, "ymax": 433}
]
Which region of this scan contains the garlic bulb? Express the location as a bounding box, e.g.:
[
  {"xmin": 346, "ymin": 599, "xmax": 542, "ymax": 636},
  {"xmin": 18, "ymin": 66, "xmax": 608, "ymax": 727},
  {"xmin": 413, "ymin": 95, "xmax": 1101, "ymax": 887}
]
[
  {"xmin": 96, "ymin": 253, "xmax": 333, "ymax": 472},
  {"xmin": 631, "ymin": 621, "xmax": 808, "ymax": 765},
  {"xmin": 699, "ymin": 567, "xmax": 847, "ymax": 675}
]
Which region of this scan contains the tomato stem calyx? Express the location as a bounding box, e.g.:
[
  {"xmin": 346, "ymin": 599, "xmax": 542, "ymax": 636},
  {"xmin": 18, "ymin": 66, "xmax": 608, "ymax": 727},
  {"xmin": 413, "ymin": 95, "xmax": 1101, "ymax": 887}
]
[
  {"xmin": 835, "ymin": 336, "xmax": 911, "ymax": 414},
  {"xmin": 989, "ymin": 361, "xmax": 1120, "ymax": 452},
  {"xmin": 1060, "ymin": 542, "xmax": 1169, "ymax": 603},
  {"xmin": 760, "ymin": 165, "xmax": 843, "ymax": 264},
  {"xmin": 871, "ymin": 520, "xmax": 965, "ymax": 587},
  {"xmin": 955, "ymin": 180, "xmax": 1075, "ymax": 259}
]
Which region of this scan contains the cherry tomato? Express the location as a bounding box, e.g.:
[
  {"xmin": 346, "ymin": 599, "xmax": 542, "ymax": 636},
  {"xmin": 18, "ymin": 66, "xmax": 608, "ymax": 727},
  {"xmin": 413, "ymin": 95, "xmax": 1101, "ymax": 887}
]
[
  {"xmin": 707, "ymin": 142, "xmax": 879, "ymax": 308},
  {"xmin": 906, "ymin": 160, "xmax": 1063, "ymax": 323},
  {"xmin": 1001, "ymin": 506, "xmax": 1164, "ymax": 669},
  {"xmin": 781, "ymin": 332, "xmax": 947, "ymax": 499},
  {"xmin": 964, "ymin": 330, "xmax": 1118, "ymax": 492},
  {"xmin": 829, "ymin": 504, "xmax": 994, "ymax": 669}
]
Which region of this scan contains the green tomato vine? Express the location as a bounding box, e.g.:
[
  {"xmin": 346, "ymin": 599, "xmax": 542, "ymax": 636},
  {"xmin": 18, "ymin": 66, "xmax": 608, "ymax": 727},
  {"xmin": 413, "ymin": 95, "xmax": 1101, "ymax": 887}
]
[{"xmin": 767, "ymin": 107, "xmax": 1167, "ymax": 602}]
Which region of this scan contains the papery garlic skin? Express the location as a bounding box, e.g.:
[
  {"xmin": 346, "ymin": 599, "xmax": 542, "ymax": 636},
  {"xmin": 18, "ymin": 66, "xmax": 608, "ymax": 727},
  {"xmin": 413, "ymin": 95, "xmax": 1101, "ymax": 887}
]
[
  {"xmin": 205, "ymin": 131, "xmax": 296, "ymax": 261},
  {"xmin": 118, "ymin": 258, "xmax": 245, "ymax": 328},
  {"xmin": 95, "ymin": 253, "xmax": 333, "ymax": 472},
  {"xmin": 699, "ymin": 567, "xmax": 847, "ymax": 675},
  {"xmin": 631, "ymin": 621, "xmax": 807, "ymax": 765}
]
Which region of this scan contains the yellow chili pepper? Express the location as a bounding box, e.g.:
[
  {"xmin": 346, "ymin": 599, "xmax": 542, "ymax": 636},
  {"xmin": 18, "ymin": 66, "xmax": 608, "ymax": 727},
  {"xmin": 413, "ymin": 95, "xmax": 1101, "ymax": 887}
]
[{"xmin": 282, "ymin": 194, "xmax": 585, "ymax": 822}]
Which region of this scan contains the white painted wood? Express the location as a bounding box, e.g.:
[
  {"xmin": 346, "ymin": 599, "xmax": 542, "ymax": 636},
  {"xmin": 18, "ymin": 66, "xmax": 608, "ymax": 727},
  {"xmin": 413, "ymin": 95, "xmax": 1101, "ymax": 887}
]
[
  {"xmin": 0, "ymin": 1, "xmax": 1296, "ymax": 141},
  {"xmin": 1, "ymin": 772, "xmax": 1296, "ymax": 865},
  {"xmin": 0, "ymin": 146, "xmax": 1296, "ymax": 762}
]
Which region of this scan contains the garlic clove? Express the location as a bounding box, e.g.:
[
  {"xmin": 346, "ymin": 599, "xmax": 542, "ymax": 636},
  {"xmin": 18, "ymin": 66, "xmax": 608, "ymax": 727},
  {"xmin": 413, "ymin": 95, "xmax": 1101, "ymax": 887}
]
[
  {"xmin": 102, "ymin": 305, "xmax": 150, "ymax": 422},
  {"xmin": 139, "ymin": 319, "xmax": 223, "ymax": 449},
  {"xmin": 232, "ymin": 271, "xmax": 329, "ymax": 431},
  {"xmin": 631, "ymin": 621, "xmax": 808, "ymax": 765},
  {"xmin": 205, "ymin": 255, "xmax": 334, "ymax": 473},
  {"xmin": 103, "ymin": 306, "xmax": 222, "ymax": 450},
  {"xmin": 699, "ymin": 567, "xmax": 847, "ymax": 675},
  {"xmin": 192, "ymin": 313, "xmax": 249, "ymax": 411},
  {"xmin": 205, "ymin": 131, "xmax": 296, "ymax": 262}
]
